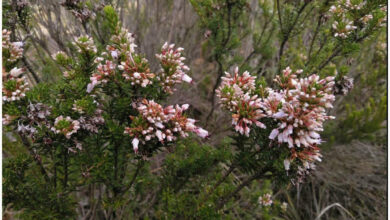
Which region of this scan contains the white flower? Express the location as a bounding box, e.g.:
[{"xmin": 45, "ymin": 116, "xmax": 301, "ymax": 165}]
[
  {"xmin": 195, "ymin": 128, "xmax": 209, "ymax": 138},
  {"xmin": 111, "ymin": 50, "xmax": 118, "ymax": 58},
  {"xmin": 269, "ymin": 129, "xmax": 279, "ymax": 140},
  {"xmin": 273, "ymin": 111, "xmax": 287, "ymax": 119},
  {"xmin": 281, "ymin": 202, "xmax": 288, "ymax": 211},
  {"xmin": 156, "ymin": 130, "xmax": 164, "ymax": 141},
  {"xmin": 12, "ymin": 41, "xmax": 23, "ymax": 47},
  {"xmin": 284, "ymin": 159, "xmax": 291, "ymax": 171},
  {"xmin": 124, "ymin": 99, "xmax": 208, "ymax": 150},
  {"xmin": 3, "ymin": 114, "xmax": 15, "ymax": 125},
  {"xmin": 258, "ymin": 193, "xmax": 273, "ymax": 206},
  {"xmin": 182, "ymin": 74, "xmax": 193, "ymax": 83},
  {"xmin": 86, "ymin": 83, "xmax": 95, "ymax": 93},
  {"xmin": 9, "ymin": 67, "xmax": 24, "ymax": 77},
  {"xmin": 155, "ymin": 43, "xmax": 192, "ymax": 93},
  {"xmin": 132, "ymin": 138, "xmax": 139, "ymax": 153}
]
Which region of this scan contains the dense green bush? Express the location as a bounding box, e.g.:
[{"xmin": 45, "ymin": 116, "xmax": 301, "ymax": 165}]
[{"xmin": 2, "ymin": 1, "xmax": 387, "ymax": 219}]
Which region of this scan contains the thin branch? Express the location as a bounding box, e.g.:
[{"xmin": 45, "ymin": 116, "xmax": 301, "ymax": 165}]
[
  {"xmin": 308, "ymin": 0, "xmax": 331, "ymax": 61},
  {"xmin": 278, "ymin": 2, "xmax": 309, "ymax": 62},
  {"xmin": 216, "ymin": 170, "xmax": 268, "ymax": 210},
  {"xmin": 315, "ymin": 45, "xmax": 342, "ymax": 73},
  {"xmin": 122, "ymin": 160, "xmax": 144, "ymax": 193},
  {"xmin": 276, "ymin": 0, "xmax": 283, "ymax": 33},
  {"xmin": 307, "ymin": 15, "xmax": 322, "ymax": 61},
  {"xmin": 206, "ymin": 0, "xmax": 234, "ymax": 121},
  {"xmin": 21, "ymin": 56, "xmax": 40, "ymax": 84},
  {"xmin": 206, "ymin": 57, "xmax": 224, "ymax": 122},
  {"xmin": 314, "ymin": 30, "xmax": 372, "ymax": 73},
  {"xmin": 240, "ymin": 11, "xmax": 274, "ymax": 69},
  {"xmin": 199, "ymin": 164, "xmax": 236, "ymax": 206},
  {"xmin": 63, "ymin": 146, "xmax": 69, "ymax": 189},
  {"xmin": 18, "ymin": 133, "xmax": 50, "ymax": 183}
]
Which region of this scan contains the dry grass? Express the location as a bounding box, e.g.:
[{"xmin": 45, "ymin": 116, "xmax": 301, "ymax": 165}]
[{"xmin": 284, "ymin": 140, "xmax": 387, "ymax": 220}]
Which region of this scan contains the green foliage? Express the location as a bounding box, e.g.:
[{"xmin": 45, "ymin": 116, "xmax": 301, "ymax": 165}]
[
  {"xmin": 323, "ymin": 30, "xmax": 387, "ymax": 147},
  {"xmin": 102, "ymin": 5, "xmax": 120, "ymax": 34},
  {"xmin": 190, "ymin": 0, "xmax": 249, "ymax": 70},
  {"xmin": 3, "ymin": 154, "xmax": 76, "ymax": 219},
  {"xmin": 162, "ymin": 138, "xmax": 231, "ymax": 190},
  {"xmin": 2, "ymin": 0, "xmax": 31, "ymax": 30},
  {"xmin": 91, "ymin": 5, "xmax": 120, "ymax": 47},
  {"xmin": 2, "ymin": 0, "xmax": 387, "ymax": 219},
  {"xmin": 325, "ymin": 94, "xmax": 387, "ymax": 144}
]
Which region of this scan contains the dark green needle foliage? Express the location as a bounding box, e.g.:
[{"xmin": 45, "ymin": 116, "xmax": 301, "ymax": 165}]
[{"xmin": 2, "ymin": 0, "xmax": 387, "ymax": 219}]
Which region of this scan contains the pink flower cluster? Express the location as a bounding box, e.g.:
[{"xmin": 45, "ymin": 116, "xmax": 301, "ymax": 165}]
[
  {"xmin": 283, "ymin": 145, "xmax": 323, "ymax": 182},
  {"xmin": 2, "ymin": 31, "xmax": 29, "ymax": 102},
  {"xmin": 155, "ymin": 42, "xmax": 192, "ymax": 94},
  {"xmin": 16, "ymin": 103, "xmax": 52, "ymax": 138},
  {"xmin": 84, "ymin": 29, "xmax": 194, "ymax": 96},
  {"xmin": 218, "ymin": 67, "xmax": 342, "ymax": 178},
  {"xmin": 124, "ymin": 99, "xmax": 208, "ymax": 153},
  {"xmin": 332, "ymin": 19, "xmax": 357, "ymax": 39},
  {"xmin": 328, "ymin": 1, "xmax": 359, "ymax": 39},
  {"xmin": 269, "ymin": 67, "xmax": 335, "ymax": 148},
  {"xmin": 360, "ymin": 14, "xmax": 373, "ymax": 24},
  {"xmin": 2, "ymin": 29, "xmax": 24, "ymax": 62},
  {"xmin": 87, "ymin": 28, "xmax": 157, "ymax": 93},
  {"xmin": 109, "ymin": 27, "xmax": 137, "ymax": 55},
  {"xmin": 258, "ymin": 193, "xmax": 273, "ymax": 207},
  {"xmin": 49, "ymin": 28, "xmax": 201, "ymax": 155},
  {"xmin": 51, "ymin": 116, "xmax": 81, "ymax": 139},
  {"xmin": 344, "ymin": 0, "xmax": 365, "ymax": 10},
  {"xmin": 73, "ymin": 35, "xmax": 97, "ymax": 54},
  {"xmin": 111, "ymin": 29, "xmax": 156, "ymax": 88},
  {"xmin": 87, "ymin": 60, "xmax": 116, "ymax": 93},
  {"xmin": 328, "ymin": 1, "xmax": 386, "ymax": 39},
  {"xmin": 78, "ymin": 109, "xmax": 105, "ymax": 133},
  {"xmin": 2, "ymin": 70, "xmax": 29, "ymax": 102},
  {"xmin": 216, "ymin": 67, "xmax": 266, "ymax": 136},
  {"xmin": 267, "ymin": 68, "xmax": 336, "ymax": 176},
  {"xmin": 119, "ymin": 58, "xmax": 155, "ymax": 87}
]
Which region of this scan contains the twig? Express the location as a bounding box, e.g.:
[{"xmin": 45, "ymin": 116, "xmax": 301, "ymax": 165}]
[
  {"xmin": 199, "ymin": 164, "xmax": 236, "ymax": 206},
  {"xmin": 239, "ymin": 8, "xmax": 275, "ymax": 69},
  {"xmin": 206, "ymin": 58, "xmax": 224, "ymax": 122},
  {"xmin": 315, "ymin": 46, "xmax": 342, "ymax": 73},
  {"xmin": 276, "ymin": 0, "xmax": 283, "ymax": 33},
  {"xmin": 216, "ymin": 170, "xmax": 268, "ymax": 210},
  {"xmin": 122, "ymin": 160, "xmax": 144, "ymax": 193},
  {"xmin": 315, "ymin": 203, "xmax": 355, "ymax": 220},
  {"xmin": 278, "ymin": 2, "xmax": 309, "ymax": 71},
  {"xmin": 206, "ymin": 1, "xmax": 234, "ymax": 121},
  {"xmin": 308, "ymin": 15, "xmax": 324, "ymax": 61},
  {"xmin": 18, "ymin": 133, "xmax": 50, "ymax": 183},
  {"xmin": 63, "ymin": 146, "xmax": 69, "ymax": 189},
  {"xmin": 21, "ymin": 56, "xmax": 40, "ymax": 84},
  {"xmin": 308, "ymin": 0, "xmax": 331, "ymax": 61}
]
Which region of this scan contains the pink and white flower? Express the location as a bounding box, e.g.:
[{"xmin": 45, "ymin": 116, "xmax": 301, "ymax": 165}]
[
  {"xmin": 119, "ymin": 58, "xmax": 155, "ymax": 87},
  {"xmin": 124, "ymin": 99, "xmax": 208, "ymax": 152},
  {"xmin": 73, "ymin": 35, "xmax": 97, "ymax": 53},
  {"xmin": 52, "ymin": 116, "xmax": 80, "ymax": 139},
  {"xmin": 217, "ymin": 67, "xmax": 266, "ymax": 136},
  {"xmin": 218, "ymin": 66, "xmax": 343, "ymax": 181},
  {"xmin": 3, "ymin": 70, "xmax": 29, "ymax": 102},
  {"xmin": 258, "ymin": 193, "xmax": 273, "ymax": 206},
  {"xmin": 87, "ymin": 60, "xmax": 116, "ymax": 93},
  {"xmin": 155, "ymin": 43, "xmax": 192, "ymax": 93}
]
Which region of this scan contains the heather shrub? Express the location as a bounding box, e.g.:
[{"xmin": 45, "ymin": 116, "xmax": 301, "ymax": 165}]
[{"xmin": 2, "ymin": 1, "xmax": 387, "ymax": 219}]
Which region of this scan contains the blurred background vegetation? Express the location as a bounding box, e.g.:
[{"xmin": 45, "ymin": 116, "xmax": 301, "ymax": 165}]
[{"xmin": 2, "ymin": 0, "xmax": 387, "ymax": 219}]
